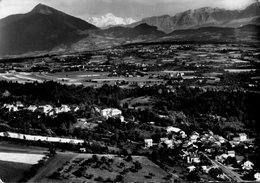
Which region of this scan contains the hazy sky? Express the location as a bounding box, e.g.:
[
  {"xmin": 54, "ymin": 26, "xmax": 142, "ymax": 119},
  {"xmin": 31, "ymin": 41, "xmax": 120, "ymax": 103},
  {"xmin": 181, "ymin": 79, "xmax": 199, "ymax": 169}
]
[{"xmin": 0, "ymin": 0, "xmax": 255, "ymax": 20}]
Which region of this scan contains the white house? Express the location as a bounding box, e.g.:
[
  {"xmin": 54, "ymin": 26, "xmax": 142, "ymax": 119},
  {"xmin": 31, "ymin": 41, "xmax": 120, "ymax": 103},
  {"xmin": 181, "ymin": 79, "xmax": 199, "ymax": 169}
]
[
  {"xmin": 38, "ymin": 105, "xmax": 53, "ymax": 114},
  {"xmin": 160, "ymin": 138, "xmax": 174, "ymax": 149},
  {"xmin": 166, "ymin": 126, "xmax": 181, "ymax": 134},
  {"xmin": 28, "ymin": 105, "xmax": 37, "ymax": 112},
  {"xmin": 187, "ymin": 166, "xmax": 196, "ymax": 172},
  {"xmin": 60, "ymin": 105, "xmax": 71, "ymax": 113},
  {"xmin": 218, "ymin": 136, "xmax": 226, "ymax": 144},
  {"xmin": 239, "ymin": 133, "xmax": 247, "ymax": 142},
  {"xmin": 4, "ymin": 104, "xmax": 18, "ymax": 112},
  {"xmin": 144, "ymin": 139, "xmax": 153, "ymax": 148},
  {"xmin": 227, "ymin": 151, "xmax": 236, "ymax": 158},
  {"xmin": 180, "ymin": 131, "xmax": 187, "ymax": 138},
  {"xmin": 190, "ymin": 132, "xmax": 200, "ymax": 143},
  {"xmin": 242, "ymin": 160, "xmax": 254, "ymax": 170},
  {"xmin": 254, "ymin": 172, "xmax": 260, "ymax": 181},
  {"xmin": 101, "ymin": 108, "xmax": 122, "ymax": 119},
  {"xmin": 16, "ymin": 101, "xmax": 24, "ymax": 108},
  {"xmin": 54, "ymin": 105, "xmax": 71, "ymax": 114}
]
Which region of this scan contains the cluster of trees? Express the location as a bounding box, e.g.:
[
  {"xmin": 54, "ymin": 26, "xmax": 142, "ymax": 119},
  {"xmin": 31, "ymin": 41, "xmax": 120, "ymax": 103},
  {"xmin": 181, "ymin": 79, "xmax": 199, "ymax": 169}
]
[{"xmin": 0, "ymin": 109, "xmax": 77, "ymax": 136}]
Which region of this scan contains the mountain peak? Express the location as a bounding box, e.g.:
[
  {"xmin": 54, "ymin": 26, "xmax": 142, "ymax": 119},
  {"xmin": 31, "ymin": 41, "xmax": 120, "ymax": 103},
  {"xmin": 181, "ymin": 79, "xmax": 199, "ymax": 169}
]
[
  {"xmin": 31, "ymin": 3, "xmax": 56, "ymax": 15},
  {"xmin": 87, "ymin": 13, "xmax": 136, "ymax": 27}
]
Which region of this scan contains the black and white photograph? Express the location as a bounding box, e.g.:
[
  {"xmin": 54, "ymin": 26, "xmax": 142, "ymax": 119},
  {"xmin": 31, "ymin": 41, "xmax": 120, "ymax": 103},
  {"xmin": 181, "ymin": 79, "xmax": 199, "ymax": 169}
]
[{"xmin": 0, "ymin": 0, "xmax": 260, "ymax": 182}]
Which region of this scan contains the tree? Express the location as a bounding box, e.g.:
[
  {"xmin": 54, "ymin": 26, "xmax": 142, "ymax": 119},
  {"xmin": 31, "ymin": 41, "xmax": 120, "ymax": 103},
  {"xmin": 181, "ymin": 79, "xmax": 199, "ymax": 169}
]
[
  {"xmin": 115, "ymin": 175, "xmax": 124, "ymax": 182},
  {"xmin": 187, "ymin": 169, "xmax": 200, "ymax": 182}
]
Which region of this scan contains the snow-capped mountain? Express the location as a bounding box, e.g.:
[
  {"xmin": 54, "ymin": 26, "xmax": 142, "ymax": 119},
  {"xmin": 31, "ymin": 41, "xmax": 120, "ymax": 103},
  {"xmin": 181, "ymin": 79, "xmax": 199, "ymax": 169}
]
[{"xmin": 87, "ymin": 13, "xmax": 136, "ymax": 28}]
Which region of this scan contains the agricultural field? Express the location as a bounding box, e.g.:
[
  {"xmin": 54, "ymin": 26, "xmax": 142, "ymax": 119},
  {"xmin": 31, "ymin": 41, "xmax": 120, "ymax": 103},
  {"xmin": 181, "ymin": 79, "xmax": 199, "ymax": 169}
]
[
  {"xmin": 30, "ymin": 153, "xmax": 170, "ymax": 183},
  {"xmin": 0, "ymin": 142, "xmax": 48, "ymax": 182},
  {"xmin": 0, "ymin": 71, "xmax": 164, "ymax": 87},
  {"xmin": 0, "ymin": 71, "xmax": 109, "ymax": 86}
]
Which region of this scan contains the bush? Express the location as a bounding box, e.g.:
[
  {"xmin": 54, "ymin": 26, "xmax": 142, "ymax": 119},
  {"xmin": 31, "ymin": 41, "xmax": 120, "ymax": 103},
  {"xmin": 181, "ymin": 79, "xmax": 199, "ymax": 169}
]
[
  {"xmin": 149, "ymin": 172, "xmax": 155, "ymax": 177},
  {"xmin": 115, "ymin": 175, "xmax": 124, "ymax": 182},
  {"xmin": 92, "ymin": 154, "xmax": 99, "ymax": 162},
  {"xmin": 94, "ymin": 176, "xmax": 104, "ymax": 181},
  {"xmin": 84, "ymin": 174, "xmax": 94, "ymax": 179},
  {"xmin": 106, "ymin": 177, "xmax": 113, "ymax": 182},
  {"xmin": 144, "ymin": 175, "xmax": 152, "ymax": 179},
  {"xmin": 125, "ymin": 155, "xmax": 133, "ymax": 162}
]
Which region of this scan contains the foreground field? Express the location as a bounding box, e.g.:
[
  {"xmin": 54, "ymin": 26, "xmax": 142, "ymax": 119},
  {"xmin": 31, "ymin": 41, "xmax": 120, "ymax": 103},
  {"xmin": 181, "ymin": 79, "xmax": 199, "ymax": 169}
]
[
  {"xmin": 0, "ymin": 152, "xmax": 44, "ymax": 164},
  {"xmin": 30, "ymin": 153, "xmax": 170, "ymax": 183},
  {"xmin": 0, "ymin": 141, "xmax": 48, "ymax": 182},
  {"xmin": 0, "ymin": 160, "xmax": 31, "ymax": 182}
]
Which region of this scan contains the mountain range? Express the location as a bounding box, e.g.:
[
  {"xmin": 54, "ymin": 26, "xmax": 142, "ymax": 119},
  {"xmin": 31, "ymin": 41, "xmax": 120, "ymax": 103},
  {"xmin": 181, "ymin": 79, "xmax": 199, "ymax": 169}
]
[
  {"xmin": 87, "ymin": 13, "xmax": 136, "ymax": 28},
  {"xmin": 130, "ymin": 2, "xmax": 260, "ymax": 33},
  {"xmin": 0, "ymin": 3, "xmax": 259, "ymax": 57},
  {"xmin": 0, "ymin": 4, "xmax": 98, "ymax": 56}
]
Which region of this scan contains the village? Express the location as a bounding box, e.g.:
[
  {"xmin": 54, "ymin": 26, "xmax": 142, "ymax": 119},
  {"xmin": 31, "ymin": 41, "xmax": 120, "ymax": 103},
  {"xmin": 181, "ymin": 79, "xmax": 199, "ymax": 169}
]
[
  {"xmin": 0, "ymin": 42, "xmax": 259, "ymax": 182},
  {"xmin": 0, "ymin": 98, "xmax": 260, "ymax": 181}
]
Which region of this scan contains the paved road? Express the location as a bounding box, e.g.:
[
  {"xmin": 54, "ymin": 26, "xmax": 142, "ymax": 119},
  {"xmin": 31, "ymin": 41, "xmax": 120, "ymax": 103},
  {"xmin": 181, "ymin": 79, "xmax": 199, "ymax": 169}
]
[
  {"xmin": 201, "ymin": 153, "xmax": 243, "ymax": 182},
  {"xmin": 213, "ymin": 160, "xmax": 243, "ymax": 182}
]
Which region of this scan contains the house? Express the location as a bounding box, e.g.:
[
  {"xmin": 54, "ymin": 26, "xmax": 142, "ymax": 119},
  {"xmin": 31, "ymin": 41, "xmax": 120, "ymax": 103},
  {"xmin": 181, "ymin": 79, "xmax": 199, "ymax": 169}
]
[
  {"xmin": 120, "ymin": 116, "xmax": 125, "ymax": 123},
  {"xmin": 201, "ymin": 166, "xmax": 208, "ymax": 173},
  {"xmin": 2, "ymin": 90, "xmax": 11, "ymax": 97},
  {"xmin": 201, "ymin": 166, "xmax": 217, "ymax": 174},
  {"xmin": 227, "ymin": 151, "xmax": 236, "ymax": 158},
  {"xmin": 79, "ymin": 148, "xmax": 87, "ymax": 153},
  {"xmin": 216, "ymin": 154, "xmax": 228, "ymax": 163},
  {"xmin": 166, "ymin": 126, "xmax": 181, "ymax": 134},
  {"xmin": 54, "ymin": 105, "xmax": 71, "ymax": 114},
  {"xmin": 190, "ymin": 132, "xmax": 200, "ymax": 143},
  {"xmin": 144, "ymin": 139, "xmax": 153, "ymax": 148},
  {"xmin": 38, "ymin": 105, "xmax": 53, "ymax": 114},
  {"xmin": 60, "ymin": 105, "xmax": 71, "ymax": 113},
  {"xmin": 187, "ymin": 166, "xmax": 196, "ymax": 172},
  {"xmin": 242, "ymin": 160, "xmax": 254, "ymax": 170},
  {"xmin": 28, "ymin": 105, "xmax": 37, "ymax": 112},
  {"xmin": 16, "ymin": 101, "xmax": 24, "ymax": 108},
  {"xmin": 160, "ymin": 138, "xmax": 168, "ymax": 143},
  {"xmin": 254, "ymin": 172, "xmax": 260, "ymax": 181},
  {"xmin": 4, "ymin": 104, "xmax": 18, "ymax": 112},
  {"xmin": 163, "ymin": 139, "xmax": 174, "ymax": 149},
  {"xmin": 187, "ymin": 153, "xmax": 200, "ymax": 164},
  {"xmin": 239, "ymin": 133, "xmax": 247, "ymax": 142},
  {"xmin": 214, "ymin": 135, "xmax": 226, "ymax": 144},
  {"xmin": 180, "ymin": 131, "xmax": 187, "ymax": 138},
  {"xmin": 101, "ymin": 108, "xmax": 122, "ymax": 119},
  {"xmin": 71, "ymin": 106, "xmax": 79, "ymax": 112}
]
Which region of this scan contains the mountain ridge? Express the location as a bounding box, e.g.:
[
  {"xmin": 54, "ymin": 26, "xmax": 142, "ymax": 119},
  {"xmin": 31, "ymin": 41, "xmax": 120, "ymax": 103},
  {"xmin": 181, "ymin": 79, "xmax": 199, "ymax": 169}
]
[
  {"xmin": 130, "ymin": 2, "xmax": 260, "ymax": 33},
  {"xmin": 0, "ymin": 3, "xmax": 260, "ymax": 57}
]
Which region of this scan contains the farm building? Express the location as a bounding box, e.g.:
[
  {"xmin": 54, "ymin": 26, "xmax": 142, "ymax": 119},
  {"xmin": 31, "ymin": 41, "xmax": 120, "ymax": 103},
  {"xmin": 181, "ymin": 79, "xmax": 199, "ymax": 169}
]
[{"xmin": 101, "ymin": 108, "xmax": 122, "ymax": 119}]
